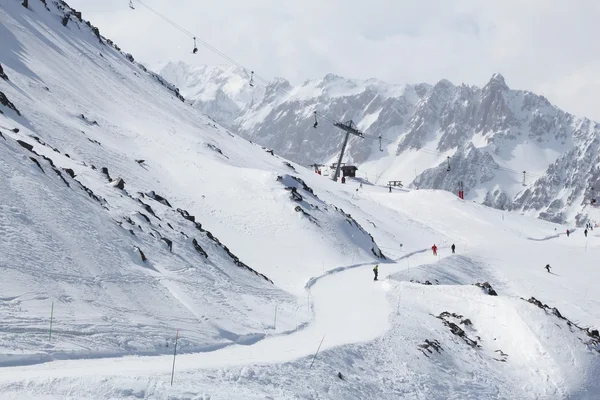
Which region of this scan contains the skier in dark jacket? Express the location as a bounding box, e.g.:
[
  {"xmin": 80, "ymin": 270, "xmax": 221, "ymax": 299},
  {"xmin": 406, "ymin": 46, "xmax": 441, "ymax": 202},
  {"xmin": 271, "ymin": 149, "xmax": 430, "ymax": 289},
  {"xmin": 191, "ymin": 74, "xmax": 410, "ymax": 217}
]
[
  {"xmin": 451, "ymin": 244, "xmax": 456, "ymax": 254},
  {"xmin": 584, "ymin": 229, "xmax": 588, "ymax": 237},
  {"xmin": 545, "ymin": 264, "xmax": 551, "ymax": 273},
  {"xmin": 373, "ymin": 265, "xmax": 379, "ymax": 281},
  {"xmin": 566, "ymin": 229, "xmax": 570, "ymax": 237}
]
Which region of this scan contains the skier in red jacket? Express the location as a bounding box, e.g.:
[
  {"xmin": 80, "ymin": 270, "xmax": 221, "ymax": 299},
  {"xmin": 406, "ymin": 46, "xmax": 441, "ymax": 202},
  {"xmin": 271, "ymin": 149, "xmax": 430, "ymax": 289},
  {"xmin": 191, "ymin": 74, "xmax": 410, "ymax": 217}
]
[{"xmin": 432, "ymin": 244, "xmax": 438, "ymax": 256}]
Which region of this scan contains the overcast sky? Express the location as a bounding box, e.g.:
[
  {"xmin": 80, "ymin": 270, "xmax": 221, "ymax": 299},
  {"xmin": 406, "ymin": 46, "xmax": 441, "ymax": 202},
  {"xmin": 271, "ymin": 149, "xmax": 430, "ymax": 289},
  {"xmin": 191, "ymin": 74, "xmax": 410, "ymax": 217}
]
[{"xmin": 69, "ymin": 0, "xmax": 600, "ymax": 120}]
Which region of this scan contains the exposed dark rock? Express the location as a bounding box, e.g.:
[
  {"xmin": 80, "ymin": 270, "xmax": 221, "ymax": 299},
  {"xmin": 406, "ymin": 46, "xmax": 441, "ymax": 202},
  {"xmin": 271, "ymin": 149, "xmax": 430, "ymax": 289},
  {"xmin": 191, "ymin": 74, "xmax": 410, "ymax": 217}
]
[
  {"xmin": 87, "ymin": 138, "xmax": 101, "ymax": 146},
  {"xmin": 62, "ymin": 14, "xmax": 70, "ymax": 27},
  {"xmin": 147, "ymin": 191, "xmax": 172, "ymax": 208},
  {"xmin": 192, "ymin": 238, "xmax": 208, "ymax": 258},
  {"xmin": 0, "ymin": 131, "xmax": 4, "ymax": 140},
  {"xmin": 206, "ymin": 143, "xmax": 228, "ymax": 158},
  {"xmin": 418, "ymin": 339, "xmax": 443, "ymax": 357},
  {"xmin": 17, "ymin": 140, "xmax": 33, "ymax": 152},
  {"xmin": 135, "ymin": 159, "xmax": 145, "ymax": 165},
  {"xmin": 134, "ymin": 246, "xmax": 147, "ymax": 262},
  {"xmin": 138, "ymin": 213, "xmax": 150, "ymax": 223},
  {"xmin": 111, "ymin": 177, "xmax": 125, "ymax": 190},
  {"xmin": 337, "ymin": 372, "xmax": 344, "ymax": 380},
  {"xmin": 80, "ymin": 114, "xmax": 99, "ymax": 126},
  {"xmin": 129, "ymin": 229, "xmax": 135, "ymax": 236},
  {"xmin": 167, "ymin": 222, "xmax": 174, "ymax": 229},
  {"xmin": 29, "ymin": 157, "xmax": 45, "ymax": 173},
  {"xmin": 22, "ymin": 0, "xmax": 28, "ymax": 8},
  {"xmin": 138, "ymin": 199, "xmax": 160, "ymax": 220},
  {"xmin": 63, "ymin": 168, "xmax": 75, "ymax": 178},
  {"xmin": 77, "ymin": 181, "xmax": 103, "ymax": 203},
  {"xmin": 283, "ymin": 161, "xmax": 296, "ymax": 171},
  {"xmin": 177, "ymin": 208, "xmax": 195, "ymax": 222},
  {"xmin": 91, "ymin": 26, "xmax": 102, "ymax": 43},
  {"xmin": 161, "ymin": 237, "xmax": 173, "ymax": 252},
  {"xmin": 475, "ymin": 281, "xmax": 498, "ymax": 296},
  {"xmin": 494, "ymin": 349, "xmax": 509, "ymax": 362},
  {"xmin": 1, "ymin": 92, "xmax": 22, "ymax": 116},
  {"xmin": 410, "ymin": 279, "xmax": 439, "ymax": 285},
  {"xmin": 437, "ymin": 312, "xmax": 480, "ymax": 348},
  {"xmin": 0, "ymin": 64, "xmax": 8, "ymax": 81},
  {"xmin": 294, "ymin": 205, "xmax": 320, "ymax": 225},
  {"xmin": 289, "ymin": 187, "xmax": 303, "ymax": 201},
  {"xmin": 100, "ymin": 167, "xmax": 112, "ymax": 182},
  {"xmin": 31, "ymin": 136, "xmax": 45, "ymax": 145}
]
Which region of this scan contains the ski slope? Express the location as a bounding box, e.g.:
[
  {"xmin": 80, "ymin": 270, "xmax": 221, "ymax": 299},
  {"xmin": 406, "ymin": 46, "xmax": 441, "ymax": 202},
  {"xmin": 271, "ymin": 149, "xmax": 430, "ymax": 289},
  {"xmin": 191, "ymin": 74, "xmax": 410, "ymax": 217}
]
[{"xmin": 1, "ymin": 1, "xmax": 600, "ymax": 399}]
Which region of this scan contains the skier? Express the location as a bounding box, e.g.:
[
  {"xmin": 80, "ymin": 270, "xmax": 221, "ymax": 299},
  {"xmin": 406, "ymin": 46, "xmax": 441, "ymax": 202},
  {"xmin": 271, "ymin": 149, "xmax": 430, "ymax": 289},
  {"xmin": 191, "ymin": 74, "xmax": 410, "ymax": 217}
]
[
  {"xmin": 389, "ymin": 185, "xmax": 392, "ymax": 193},
  {"xmin": 545, "ymin": 264, "xmax": 551, "ymax": 273},
  {"xmin": 373, "ymin": 264, "xmax": 379, "ymax": 281},
  {"xmin": 360, "ymin": 183, "xmax": 363, "ymax": 189},
  {"xmin": 432, "ymin": 244, "xmax": 438, "ymax": 256},
  {"xmin": 451, "ymin": 244, "xmax": 456, "ymax": 254},
  {"xmin": 566, "ymin": 229, "xmax": 570, "ymax": 237},
  {"xmin": 585, "ymin": 229, "xmax": 588, "ymax": 237}
]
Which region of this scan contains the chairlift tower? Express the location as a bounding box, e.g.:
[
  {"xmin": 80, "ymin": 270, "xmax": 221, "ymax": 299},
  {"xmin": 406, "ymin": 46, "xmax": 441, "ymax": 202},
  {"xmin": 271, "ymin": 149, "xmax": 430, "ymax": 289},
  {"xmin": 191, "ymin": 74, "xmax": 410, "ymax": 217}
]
[{"xmin": 332, "ymin": 120, "xmax": 364, "ymax": 182}]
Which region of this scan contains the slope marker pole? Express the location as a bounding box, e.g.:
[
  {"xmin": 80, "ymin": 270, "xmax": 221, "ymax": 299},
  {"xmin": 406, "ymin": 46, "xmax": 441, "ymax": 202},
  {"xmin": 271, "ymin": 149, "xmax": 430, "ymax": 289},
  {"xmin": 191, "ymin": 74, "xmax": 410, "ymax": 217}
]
[
  {"xmin": 170, "ymin": 329, "xmax": 179, "ymax": 386},
  {"xmin": 49, "ymin": 301, "xmax": 54, "ymax": 342},
  {"xmin": 309, "ymin": 335, "xmax": 326, "ymax": 369}
]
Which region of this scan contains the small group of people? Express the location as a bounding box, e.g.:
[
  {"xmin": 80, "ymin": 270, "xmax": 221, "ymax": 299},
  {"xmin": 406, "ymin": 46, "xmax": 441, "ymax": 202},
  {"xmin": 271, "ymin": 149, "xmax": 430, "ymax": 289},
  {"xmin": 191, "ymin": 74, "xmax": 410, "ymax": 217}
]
[
  {"xmin": 584, "ymin": 221, "xmax": 594, "ymax": 237},
  {"xmin": 566, "ymin": 222, "xmax": 595, "ymax": 238},
  {"xmin": 372, "ymin": 243, "xmax": 457, "ymax": 281},
  {"xmin": 431, "ymin": 243, "xmax": 456, "ymax": 256}
]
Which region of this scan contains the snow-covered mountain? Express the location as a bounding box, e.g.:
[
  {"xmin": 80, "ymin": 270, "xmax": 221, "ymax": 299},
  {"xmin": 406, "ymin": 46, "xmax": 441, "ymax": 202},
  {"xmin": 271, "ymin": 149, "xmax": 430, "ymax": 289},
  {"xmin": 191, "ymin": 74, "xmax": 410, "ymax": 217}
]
[
  {"xmin": 160, "ymin": 62, "xmax": 600, "ymax": 226},
  {"xmin": 2, "ymin": 1, "xmax": 600, "ymax": 399}
]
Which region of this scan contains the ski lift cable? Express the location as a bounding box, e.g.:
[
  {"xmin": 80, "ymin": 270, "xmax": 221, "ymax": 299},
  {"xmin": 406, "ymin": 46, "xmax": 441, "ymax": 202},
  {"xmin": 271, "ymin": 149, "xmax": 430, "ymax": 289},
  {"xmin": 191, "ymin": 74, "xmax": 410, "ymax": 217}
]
[{"xmin": 134, "ymin": 0, "xmax": 334, "ymax": 115}]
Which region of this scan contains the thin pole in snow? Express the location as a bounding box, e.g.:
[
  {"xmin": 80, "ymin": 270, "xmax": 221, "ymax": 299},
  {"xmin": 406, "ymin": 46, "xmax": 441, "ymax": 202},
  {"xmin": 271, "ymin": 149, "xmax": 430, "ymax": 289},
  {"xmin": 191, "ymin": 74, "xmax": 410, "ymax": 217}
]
[
  {"xmin": 170, "ymin": 329, "xmax": 179, "ymax": 386},
  {"xmin": 307, "ymin": 290, "xmax": 310, "ymax": 312},
  {"xmin": 49, "ymin": 301, "xmax": 54, "ymax": 342},
  {"xmin": 310, "ymin": 335, "xmax": 326, "ymax": 369}
]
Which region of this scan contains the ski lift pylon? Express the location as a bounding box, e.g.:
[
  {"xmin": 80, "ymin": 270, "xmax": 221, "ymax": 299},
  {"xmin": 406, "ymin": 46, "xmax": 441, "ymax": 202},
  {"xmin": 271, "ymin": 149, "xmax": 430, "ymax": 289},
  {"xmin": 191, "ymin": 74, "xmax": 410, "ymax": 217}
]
[
  {"xmin": 192, "ymin": 37, "xmax": 198, "ymax": 54},
  {"xmin": 313, "ymin": 111, "xmax": 318, "ymax": 128}
]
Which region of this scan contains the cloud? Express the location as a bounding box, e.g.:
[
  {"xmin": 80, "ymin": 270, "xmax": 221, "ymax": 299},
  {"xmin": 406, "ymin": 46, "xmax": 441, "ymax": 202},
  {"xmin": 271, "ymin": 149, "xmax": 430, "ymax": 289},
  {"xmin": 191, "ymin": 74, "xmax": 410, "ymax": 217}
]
[{"xmin": 68, "ymin": 0, "xmax": 600, "ymax": 120}]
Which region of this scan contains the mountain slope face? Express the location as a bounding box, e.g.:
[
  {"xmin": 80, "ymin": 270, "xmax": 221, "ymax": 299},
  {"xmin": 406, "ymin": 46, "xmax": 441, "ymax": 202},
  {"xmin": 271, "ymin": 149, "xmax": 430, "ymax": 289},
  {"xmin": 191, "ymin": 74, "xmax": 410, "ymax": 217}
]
[
  {"xmin": 0, "ymin": 0, "xmax": 390, "ymax": 363},
  {"xmin": 160, "ymin": 62, "xmax": 600, "ymax": 226}
]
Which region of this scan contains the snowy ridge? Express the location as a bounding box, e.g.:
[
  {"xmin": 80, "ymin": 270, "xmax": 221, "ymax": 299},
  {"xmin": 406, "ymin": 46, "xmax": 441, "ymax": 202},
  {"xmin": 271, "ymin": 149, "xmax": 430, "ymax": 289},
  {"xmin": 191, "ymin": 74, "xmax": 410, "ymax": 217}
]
[
  {"xmin": 161, "ymin": 62, "xmax": 600, "ymax": 227},
  {"xmin": 1, "ymin": 1, "xmax": 600, "ymax": 399}
]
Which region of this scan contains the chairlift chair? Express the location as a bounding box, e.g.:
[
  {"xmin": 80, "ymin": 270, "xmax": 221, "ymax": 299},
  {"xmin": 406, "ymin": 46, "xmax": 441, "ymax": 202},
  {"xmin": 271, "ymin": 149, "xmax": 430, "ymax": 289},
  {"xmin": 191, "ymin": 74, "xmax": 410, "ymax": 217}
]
[
  {"xmin": 192, "ymin": 37, "xmax": 198, "ymax": 54},
  {"xmin": 249, "ymin": 71, "xmax": 254, "ymax": 87},
  {"xmin": 446, "ymin": 156, "xmax": 451, "ymax": 172},
  {"xmin": 313, "ymin": 111, "xmax": 318, "ymax": 128}
]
